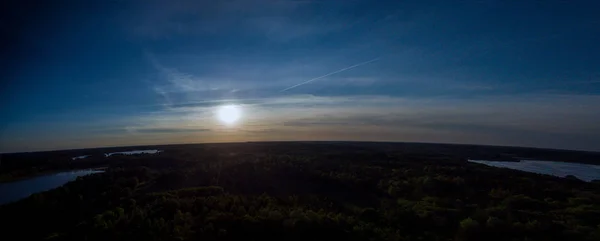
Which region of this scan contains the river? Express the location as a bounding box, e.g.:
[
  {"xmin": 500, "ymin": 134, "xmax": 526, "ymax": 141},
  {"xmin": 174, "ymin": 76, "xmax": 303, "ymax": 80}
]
[
  {"xmin": 468, "ymin": 159, "xmax": 600, "ymax": 182},
  {"xmin": 0, "ymin": 169, "xmax": 104, "ymax": 205}
]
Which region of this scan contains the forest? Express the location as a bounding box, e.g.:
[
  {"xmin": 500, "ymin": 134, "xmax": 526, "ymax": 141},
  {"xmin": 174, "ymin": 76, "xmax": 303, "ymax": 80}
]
[{"xmin": 1, "ymin": 142, "xmax": 599, "ymax": 241}]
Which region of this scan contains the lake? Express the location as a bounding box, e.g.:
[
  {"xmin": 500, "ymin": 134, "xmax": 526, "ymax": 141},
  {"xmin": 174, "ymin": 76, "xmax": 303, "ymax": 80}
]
[
  {"xmin": 0, "ymin": 169, "xmax": 104, "ymax": 205},
  {"xmin": 72, "ymin": 155, "xmax": 90, "ymax": 160},
  {"xmin": 105, "ymin": 149, "xmax": 162, "ymax": 157},
  {"xmin": 468, "ymin": 159, "xmax": 600, "ymax": 182}
]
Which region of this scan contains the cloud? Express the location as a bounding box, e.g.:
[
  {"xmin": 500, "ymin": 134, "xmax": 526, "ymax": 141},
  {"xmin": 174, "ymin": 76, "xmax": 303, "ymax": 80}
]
[
  {"xmin": 126, "ymin": 127, "xmax": 211, "ymax": 134},
  {"xmin": 146, "ymin": 51, "xmax": 210, "ymax": 93},
  {"xmin": 135, "ymin": 93, "xmax": 600, "ymax": 136},
  {"xmin": 144, "ymin": 49, "xmax": 385, "ymax": 112},
  {"xmin": 153, "ymin": 86, "xmax": 172, "ymax": 107},
  {"xmin": 147, "ymin": 51, "xmax": 234, "ymax": 109},
  {"xmin": 4, "ymin": 92, "xmax": 600, "ymax": 152}
]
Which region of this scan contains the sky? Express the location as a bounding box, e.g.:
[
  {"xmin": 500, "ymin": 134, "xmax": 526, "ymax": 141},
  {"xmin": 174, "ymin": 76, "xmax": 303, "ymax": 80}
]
[{"xmin": 1, "ymin": 0, "xmax": 600, "ymax": 153}]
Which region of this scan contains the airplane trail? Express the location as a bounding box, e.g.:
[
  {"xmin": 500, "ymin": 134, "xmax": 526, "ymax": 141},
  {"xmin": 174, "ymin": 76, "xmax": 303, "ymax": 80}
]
[{"xmin": 280, "ymin": 57, "xmax": 380, "ymax": 92}]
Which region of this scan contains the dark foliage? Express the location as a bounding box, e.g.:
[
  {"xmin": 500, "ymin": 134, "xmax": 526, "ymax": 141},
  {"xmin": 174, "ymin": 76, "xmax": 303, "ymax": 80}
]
[{"xmin": 1, "ymin": 142, "xmax": 599, "ymax": 241}]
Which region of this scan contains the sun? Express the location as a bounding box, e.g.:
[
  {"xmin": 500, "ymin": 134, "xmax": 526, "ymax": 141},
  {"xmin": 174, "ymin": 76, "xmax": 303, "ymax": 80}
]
[{"xmin": 216, "ymin": 105, "xmax": 241, "ymax": 125}]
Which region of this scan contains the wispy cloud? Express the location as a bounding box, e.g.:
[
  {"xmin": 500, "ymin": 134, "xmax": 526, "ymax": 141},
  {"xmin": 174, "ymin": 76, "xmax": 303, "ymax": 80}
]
[
  {"xmin": 146, "ymin": 51, "xmax": 232, "ymax": 109},
  {"xmin": 4, "ymin": 91, "xmax": 600, "ymax": 152},
  {"xmin": 132, "ymin": 93, "xmax": 600, "ymax": 135},
  {"xmin": 146, "ymin": 51, "xmax": 212, "ymax": 93},
  {"xmin": 125, "ymin": 127, "xmax": 211, "ymax": 134}
]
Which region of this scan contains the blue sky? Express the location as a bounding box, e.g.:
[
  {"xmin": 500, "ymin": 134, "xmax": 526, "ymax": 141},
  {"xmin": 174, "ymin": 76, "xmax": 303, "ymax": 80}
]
[{"xmin": 1, "ymin": 0, "xmax": 600, "ymax": 152}]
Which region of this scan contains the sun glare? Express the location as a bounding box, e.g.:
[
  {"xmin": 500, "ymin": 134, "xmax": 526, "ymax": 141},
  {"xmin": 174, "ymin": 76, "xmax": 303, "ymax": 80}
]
[{"xmin": 217, "ymin": 105, "xmax": 241, "ymax": 125}]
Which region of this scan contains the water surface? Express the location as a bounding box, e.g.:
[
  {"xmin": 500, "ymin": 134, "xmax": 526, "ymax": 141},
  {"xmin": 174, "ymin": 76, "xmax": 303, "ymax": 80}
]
[
  {"xmin": 0, "ymin": 169, "xmax": 104, "ymax": 205},
  {"xmin": 72, "ymin": 155, "xmax": 90, "ymax": 160},
  {"xmin": 468, "ymin": 159, "xmax": 600, "ymax": 182},
  {"xmin": 105, "ymin": 149, "xmax": 161, "ymax": 157}
]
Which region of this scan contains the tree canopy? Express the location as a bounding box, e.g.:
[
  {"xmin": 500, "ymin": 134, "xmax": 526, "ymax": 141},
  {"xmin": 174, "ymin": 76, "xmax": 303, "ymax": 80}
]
[{"xmin": 1, "ymin": 142, "xmax": 599, "ymax": 241}]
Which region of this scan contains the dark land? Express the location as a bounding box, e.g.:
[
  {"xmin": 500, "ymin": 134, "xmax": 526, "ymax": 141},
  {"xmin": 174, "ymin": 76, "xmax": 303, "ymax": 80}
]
[{"xmin": 1, "ymin": 141, "xmax": 599, "ymax": 241}]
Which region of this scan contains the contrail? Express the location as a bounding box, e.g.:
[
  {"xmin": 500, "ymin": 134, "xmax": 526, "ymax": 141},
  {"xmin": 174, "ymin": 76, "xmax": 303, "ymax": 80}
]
[{"xmin": 280, "ymin": 57, "xmax": 380, "ymax": 92}]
